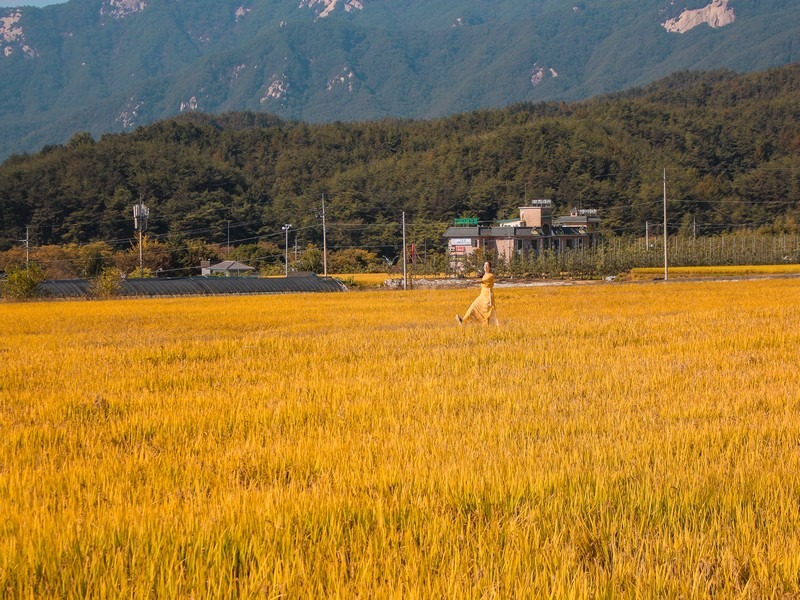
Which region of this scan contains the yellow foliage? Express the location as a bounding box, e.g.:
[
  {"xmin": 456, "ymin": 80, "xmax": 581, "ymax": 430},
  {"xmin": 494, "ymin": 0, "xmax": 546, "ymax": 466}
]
[
  {"xmin": 333, "ymin": 273, "xmax": 449, "ymax": 287},
  {"xmin": 332, "ymin": 272, "xmax": 396, "ymax": 287},
  {"xmin": 2, "ymin": 280, "xmax": 800, "ymax": 596},
  {"xmin": 630, "ymin": 264, "xmax": 800, "ymax": 279}
]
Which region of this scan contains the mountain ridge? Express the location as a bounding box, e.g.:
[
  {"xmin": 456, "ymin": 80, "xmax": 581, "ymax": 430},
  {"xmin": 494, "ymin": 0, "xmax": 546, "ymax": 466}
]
[{"xmin": 0, "ymin": 0, "xmax": 798, "ymax": 159}]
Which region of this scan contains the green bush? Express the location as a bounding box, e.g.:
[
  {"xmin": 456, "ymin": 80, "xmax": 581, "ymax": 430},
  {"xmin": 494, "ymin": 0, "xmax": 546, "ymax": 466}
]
[
  {"xmin": 90, "ymin": 267, "xmax": 124, "ymax": 299},
  {"xmin": 1, "ymin": 264, "xmax": 46, "ymax": 301}
]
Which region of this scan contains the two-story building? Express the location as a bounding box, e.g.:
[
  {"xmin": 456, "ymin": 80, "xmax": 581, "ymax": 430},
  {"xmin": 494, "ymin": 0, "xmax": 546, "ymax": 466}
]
[{"xmin": 444, "ymin": 200, "xmax": 600, "ymax": 268}]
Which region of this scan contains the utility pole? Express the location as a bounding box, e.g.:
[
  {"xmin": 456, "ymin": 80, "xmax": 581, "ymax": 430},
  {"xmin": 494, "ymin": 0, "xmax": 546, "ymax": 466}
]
[
  {"xmin": 227, "ymin": 220, "xmax": 231, "ymax": 256},
  {"xmin": 402, "ymin": 212, "xmax": 407, "ymax": 290},
  {"xmin": 322, "ymin": 194, "xmax": 328, "ymax": 278},
  {"xmin": 282, "ymin": 223, "xmax": 292, "ymax": 276},
  {"xmin": 20, "ymin": 226, "xmax": 30, "ymax": 267},
  {"xmin": 133, "ymin": 197, "xmax": 149, "ymax": 278},
  {"xmin": 645, "ymin": 220, "xmax": 649, "ymax": 249},
  {"xmin": 663, "ymin": 168, "xmax": 668, "ymax": 281}
]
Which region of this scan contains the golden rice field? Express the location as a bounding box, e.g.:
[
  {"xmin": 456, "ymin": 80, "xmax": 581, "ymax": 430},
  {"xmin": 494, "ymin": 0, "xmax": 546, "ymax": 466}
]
[
  {"xmin": 630, "ymin": 264, "xmax": 800, "ymax": 279},
  {"xmin": 2, "ymin": 279, "xmax": 800, "ymax": 597},
  {"xmin": 332, "ymin": 272, "xmax": 393, "ymax": 287},
  {"xmin": 333, "ymin": 273, "xmax": 447, "ymax": 288}
]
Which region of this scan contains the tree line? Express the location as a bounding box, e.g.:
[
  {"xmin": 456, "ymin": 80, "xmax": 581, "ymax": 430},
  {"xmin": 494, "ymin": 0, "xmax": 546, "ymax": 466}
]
[{"xmin": 1, "ymin": 65, "xmax": 799, "ymax": 277}]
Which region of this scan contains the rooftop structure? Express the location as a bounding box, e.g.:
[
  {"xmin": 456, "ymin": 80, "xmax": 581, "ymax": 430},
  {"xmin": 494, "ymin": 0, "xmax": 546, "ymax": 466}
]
[
  {"xmin": 555, "ymin": 208, "xmax": 601, "ymax": 231},
  {"xmin": 201, "ymin": 260, "xmax": 256, "ymax": 277}
]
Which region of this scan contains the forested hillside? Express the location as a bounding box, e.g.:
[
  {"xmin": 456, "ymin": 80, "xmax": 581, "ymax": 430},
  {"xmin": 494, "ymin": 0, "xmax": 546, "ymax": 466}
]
[
  {"xmin": 1, "ymin": 65, "xmax": 798, "ymax": 264},
  {"xmin": 1, "ymin": 0, "xmax": 798, "ymax": 158}
]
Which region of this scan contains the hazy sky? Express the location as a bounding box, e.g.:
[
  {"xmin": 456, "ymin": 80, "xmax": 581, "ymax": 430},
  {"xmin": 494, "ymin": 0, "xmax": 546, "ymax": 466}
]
[{"xmin": 0, "ymin": 0, "xmax": 64, "ymax": 6}]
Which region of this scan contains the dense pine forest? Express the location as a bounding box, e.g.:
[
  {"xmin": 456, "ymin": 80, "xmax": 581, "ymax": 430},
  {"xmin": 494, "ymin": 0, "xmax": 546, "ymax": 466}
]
[{"xmin": 1, "ymin": 65, "xmax": 798, "ymax": 277}]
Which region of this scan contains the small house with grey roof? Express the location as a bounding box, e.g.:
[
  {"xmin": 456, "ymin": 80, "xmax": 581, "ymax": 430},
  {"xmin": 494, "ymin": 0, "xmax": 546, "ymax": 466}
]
[{"xmin": 200, "ymin": 260, "xmax": 256, "ymax": 277}]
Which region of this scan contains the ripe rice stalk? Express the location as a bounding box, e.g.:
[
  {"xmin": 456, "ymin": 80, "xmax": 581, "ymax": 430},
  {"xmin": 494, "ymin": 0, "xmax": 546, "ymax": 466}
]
[{"xmin": 1, "ymin": 280, "xmax": 799, "ymax": 596}]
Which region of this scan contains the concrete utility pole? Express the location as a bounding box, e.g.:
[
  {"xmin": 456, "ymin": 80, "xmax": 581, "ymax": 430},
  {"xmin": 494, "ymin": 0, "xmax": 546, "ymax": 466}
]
[
  {"xmin": 20, "ymin": 226, "xmax": 30, "ymax": 267},
  {"xmin": 133, "ymin": 197, "xmax": 149, "ymax": 278},
  {"xmin": 282, "ymin": 223, "xmax": 292, "ymax": 276},
  {"xmin": 663, "ymin": 168, "xmax": 669, "ymax": 281},
  {"xmin": 322, "ymin": 194, "xmax": 328, "ymax": 278},
  {"xmin": 402, "ymin": 212, "xmax": 408, "ymax": 290}
]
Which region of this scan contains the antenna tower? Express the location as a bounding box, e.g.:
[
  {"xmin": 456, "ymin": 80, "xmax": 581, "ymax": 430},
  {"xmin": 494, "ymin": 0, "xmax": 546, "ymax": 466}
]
[{"xmin": 133, "ymin": 197, "xmax": 150, "ymax": 277}]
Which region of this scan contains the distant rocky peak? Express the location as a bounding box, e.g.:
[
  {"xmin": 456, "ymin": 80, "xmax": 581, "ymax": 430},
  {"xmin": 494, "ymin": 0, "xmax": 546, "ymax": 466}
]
[
  {"xmin": 1, "ymin": 10, "xmax": 24, "ymax": 45},
  {"xmin": 298, "ymin": 0, "xmax": 365, "ymax": 19},
  {"xmin": 235, "ymin": 6, "xmax": 252, "ymax": 22},
  {"xmin": 1, "ymin": 9, "xmax": 37, "ymax": 58},
  {"xmin": 530, "ymin": 62, "xmax": 558, "ymax": 87},
  {"xmin": 100, "ymin": 0, "xmax": 148, "ymax": 21},
  {"xmin": 663, "ymin": 0, "xmax": 735, "ymax": 33}
]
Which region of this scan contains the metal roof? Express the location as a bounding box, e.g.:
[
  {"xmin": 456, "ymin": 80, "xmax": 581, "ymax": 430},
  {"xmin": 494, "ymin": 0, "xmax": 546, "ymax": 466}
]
[
  {"xmin": 38, "ymin": 275, "xmax": 347, "ymax": 298},
  {"xmin": 444, "ymin": 226, "xmax": 481, "ymax": 237},
  {"xmin": 444, "ymin": 225, "xmax": 588, "ymax": 238},
  {"xmin": 207, "ymin": 260, "xmax": 255, "ymax": 272}
]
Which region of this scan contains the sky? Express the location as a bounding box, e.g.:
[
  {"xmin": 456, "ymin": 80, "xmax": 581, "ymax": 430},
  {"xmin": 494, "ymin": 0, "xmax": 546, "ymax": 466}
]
[{"xmin": 0, "ymin": 0, "xmax": 65, "ymax": 6}]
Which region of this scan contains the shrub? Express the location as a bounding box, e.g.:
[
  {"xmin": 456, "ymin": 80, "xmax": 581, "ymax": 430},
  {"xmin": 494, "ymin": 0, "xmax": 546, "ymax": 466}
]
[
  {"xmin": 90, "ymin": 267, "xmax": 124, "ymax": 299},
  {"xmin": 1, "ymin": 263, "xmax": 46, "ymax": 301}
]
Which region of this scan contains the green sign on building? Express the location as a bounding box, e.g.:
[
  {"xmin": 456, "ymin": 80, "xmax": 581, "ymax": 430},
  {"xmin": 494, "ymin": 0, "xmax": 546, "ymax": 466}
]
[{"xmin": 454, "ymin": 217, "xmax": 479, "ymax": 226}]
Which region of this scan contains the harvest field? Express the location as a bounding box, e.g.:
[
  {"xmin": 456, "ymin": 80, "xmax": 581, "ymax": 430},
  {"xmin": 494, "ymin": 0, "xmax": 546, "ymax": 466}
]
[
  {"xmin": 630, "ymin": 265, "xmax": 800, "ymax": 279},
  {"xmin": 2, "ymin": 279, "xmax": 800, "ymax": 597}
]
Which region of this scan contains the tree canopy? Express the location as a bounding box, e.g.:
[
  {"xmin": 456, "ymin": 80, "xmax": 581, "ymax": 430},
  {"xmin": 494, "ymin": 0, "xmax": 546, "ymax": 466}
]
[{"xmin": 1, "ymin": 65, "xmax": 798, "ymax": 263}]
